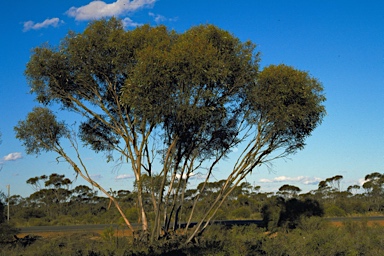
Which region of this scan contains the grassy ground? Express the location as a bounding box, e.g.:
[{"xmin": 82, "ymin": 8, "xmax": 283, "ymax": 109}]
[
  {"xmin": 16, "ymin": 218, "xmax": 384, "ymax": 238},
  {"xmin": 2, "ymin": 217, "xmax": 384, "ymax": 255}
]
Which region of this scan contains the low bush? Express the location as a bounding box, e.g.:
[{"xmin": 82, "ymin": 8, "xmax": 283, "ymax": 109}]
[{"xmin": 325, "ymin": 204, "xmax": 347, "ymax": 217}]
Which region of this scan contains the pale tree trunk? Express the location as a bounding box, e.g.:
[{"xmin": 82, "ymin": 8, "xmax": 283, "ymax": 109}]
[
  {"xmin": 55, "ymin": 143, "xmax": 135, "ymax": 233},
  {"xmin": 184, "ymin": 128, "xmax": 279, "ymax": 244},
  {"xmin": 151, "ymin": 138, "xmax": 178, "ymax": 242},
  {"xmin": 135, "ymin": 175, "xmax": 149, "ymax": 232}
]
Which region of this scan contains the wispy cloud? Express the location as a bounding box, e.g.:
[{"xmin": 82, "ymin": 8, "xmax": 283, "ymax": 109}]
[
  {"xmin": 66, "ymin": 0, "xmax": 156, "ymax": 21},
  {"xmin": 23, "ymin": 18, "xmax": 63, "ymax": 32},
  {"xmin": 149, "ymin": 12, "xmax": 177, "ymax": 23},
  {"xmin": 122, "ymin": 17, "xmax": 142, "ymax": 27},
  {"xmin": 115, "ymin": 174, "xmax": 134, "ymax": 180},
  {"xmin": 148, "ymin": 12, "xmax": 166, "ymax": 23},
  {"xmin": 176, "ymin": 173, "xmax": 195, "ymax": 180},
  {"xmin": 259, "ymin": 176, "xmax": 322, "ymax": 185},
  {"xmin": 2, "ymin": 152, "xmax": 23, "ymax": 162}
]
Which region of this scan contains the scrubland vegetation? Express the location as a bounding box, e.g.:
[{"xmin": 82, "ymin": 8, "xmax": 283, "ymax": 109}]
[
  {"xmin": 1, "ymin": 214, "xmax": 384, "ymax": 255},
  {"xmin": 1, "ymin": 172, "xmax": 384, "ymax": 255}
]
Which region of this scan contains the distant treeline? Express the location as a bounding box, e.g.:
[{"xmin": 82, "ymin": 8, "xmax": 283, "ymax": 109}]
[{"xmin": 2, "ymin": 171, "xmax": 384, "ymax": 228}]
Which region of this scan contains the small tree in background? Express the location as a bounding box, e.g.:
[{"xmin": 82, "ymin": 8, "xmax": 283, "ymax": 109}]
[
  {"xmin": 277, "ymin": 184, "xmax": 302, "ymax": 199},
  {"xmin": 362, "ymin": 172, "xmax": 384, "ymax": 211},
  {"xmin": 262, "ymin": 197, "xmax": 324, "ymax": 231}
]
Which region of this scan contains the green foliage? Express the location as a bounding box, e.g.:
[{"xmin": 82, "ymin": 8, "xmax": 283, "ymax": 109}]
[
  {"xmin": 213, "ymin": 209, "xmax": 227, "ymax": 220},
  {"xmin": 0, "ymin": 222, "xmax": 19, "ymax": 242},
  {"xmin": 262, "ymin": 197, "xmax": 324, "ymax": 230},
  {"xmin": 296, "ymin": 216, "xmax": 326, "ymax": 233},
  {"xmin": 125, "ymin": 207, "xmax": 139, "ymax": 223},
  {"xmin": 261, "ymin": 197, "xmax": 283, "ymax": 231},
  {"xmin": 325, "ymin": 204, "xmax": 347, "ymax": 217},
  {"xmin": 197, "ymin": 224, "xmax": 266, "ymax": 256},
  {"xmin": 0, "ymin": 196, "xmax": 19, "ymax": 243},
  {"xmin": 261, "ymin": 221, "xmax": 384, "ymax": 256},
  {"xmin": 0, "ymin": 197, "xmax": 5, "ymax": 224},
  {"xmin": 247, "ymin": 64, "xmax": 326, "ymax": 154},
  {"xmin": 230, "ymin": 207, "xmax": 251, "ymax": 219},
  {"xmin": 14, "ymin": 107, "xmax": 68, "ymax": 155},
  {"xmin": 277, "ymin": 184, "xmax": 301, "ymax": 199},
  {"xmin": 101, "ymin": 226, "xmax": 115, "ymax": 243},
  {"xmin": 21, "ymin": 208, "xmax": 46, "ymax": 220}
]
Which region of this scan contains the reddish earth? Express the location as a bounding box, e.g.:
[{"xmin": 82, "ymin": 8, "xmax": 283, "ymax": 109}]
[{"xmin": 330, "ymin": 219, "xmax": 384, "ymax": 227}]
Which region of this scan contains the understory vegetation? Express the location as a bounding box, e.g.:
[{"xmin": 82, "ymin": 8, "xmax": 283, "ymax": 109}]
[
  {"xmin": 1, "ymin": 172, "xmax": 384, "ymax": 255},
  {"xmin": 1, "ymin": 220, "xmax": 384, "ymax": 255}
]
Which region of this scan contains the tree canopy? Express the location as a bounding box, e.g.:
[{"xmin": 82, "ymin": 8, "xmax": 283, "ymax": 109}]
[{"xmin": 16, "ymin": 18, "xmax": 326, "ymax": 244}]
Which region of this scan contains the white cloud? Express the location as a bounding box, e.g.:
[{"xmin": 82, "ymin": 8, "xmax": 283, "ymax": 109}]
[
  {"xmin": 66, "ymin": 0, "xmax": 156, "ymax": 21},
  {"xmin": 175, "ymin": 172, "xmax": 205, "ymax": 180},
  {"xmin": 115, "ymin": 174, "xmax": 134, "ymax": 180},
  {"xmin": 175, "ymin": 173, "xmax": 196, "ymax": 180},
  {"xmin": 148, "ymin": 12, "xmax": 177, "ymax": 23},
  {"xmin": 358, "ymin": 178, "xmax": 366, "ymax": 186},
  {"xmin": 148, "ymin": 12, "xmax": 165, "ymax": 23},
  {"xmin": 23, "ymin": 18, "xmax": 63, "ymax": 32},
  {"xmin": 259, "ymin": 175, "xmax": 322, "ymax": 185},
  {"xmin": 3, "ymin": 152, "xmax": 23, "ymax": 162},
  {"xmin": 122, "ymin": 17, "xmax": 142, "ymax": 27}
]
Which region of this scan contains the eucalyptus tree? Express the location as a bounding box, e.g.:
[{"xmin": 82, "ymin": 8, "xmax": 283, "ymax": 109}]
[
  {"xmin": 26, "ymin": 175, "xmax": 47, "ymax": 191},
  {"xmin": 362, "ymin": 172, "xmax": 384, "ymax": 211},
  {"xmin": 15, "ymin": 18, "xmax": 325, "ymax": 243},
  {"xmin": 347, "ymin": 184, "xmax": 361, "ymax": 195},
  {"xmin": 363, "ymin": 172, "xmax": 384, "ymax": 195},
  {"xmin": 71, "ymin": 185, "xmax": 97, "ymax": 202},
  {"xmin": 326, "ymin": 175, "xmax": 343, "ymax": 192},
  {"xmin": 277, "ymin": 184, "xmax": 302, "ymax": 199}
]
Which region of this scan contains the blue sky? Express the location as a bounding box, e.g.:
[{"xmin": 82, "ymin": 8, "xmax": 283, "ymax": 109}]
[{"xmin": 0, "ymin": 0, "xmax": 383, "ymax": 197}]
